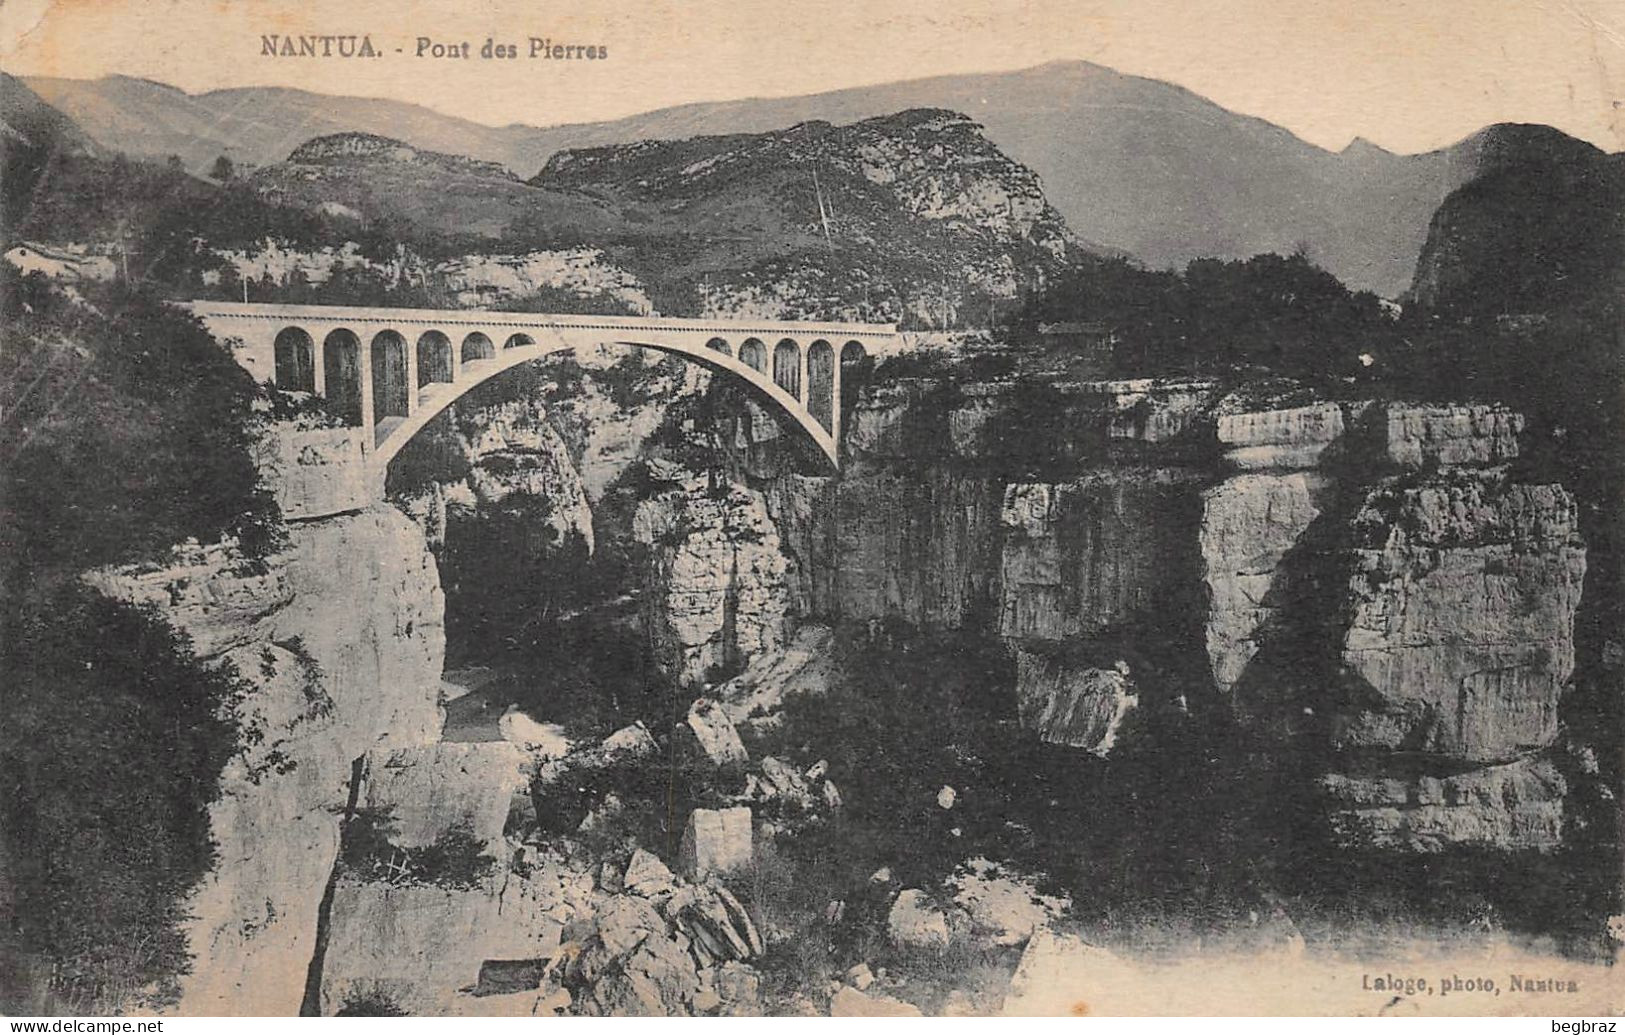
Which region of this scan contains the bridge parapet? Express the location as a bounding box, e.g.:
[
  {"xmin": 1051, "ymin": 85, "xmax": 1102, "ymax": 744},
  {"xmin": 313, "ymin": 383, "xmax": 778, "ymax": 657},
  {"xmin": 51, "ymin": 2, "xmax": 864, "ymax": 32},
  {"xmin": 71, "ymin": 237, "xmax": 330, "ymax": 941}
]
[{"xmin": 183, "ymin": 302, "xmax": 898, "ymax": 492}]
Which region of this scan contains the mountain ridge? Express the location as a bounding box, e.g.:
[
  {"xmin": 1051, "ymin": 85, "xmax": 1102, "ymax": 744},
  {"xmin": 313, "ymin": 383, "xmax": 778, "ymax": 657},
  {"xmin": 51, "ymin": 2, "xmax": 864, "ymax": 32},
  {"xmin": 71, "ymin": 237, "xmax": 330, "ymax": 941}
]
[
  {"xmin": 20, "ymin": 63, "xmax": 1617, "ymax": 297},
  {"xmin": 17, "ymin": 62, "xmax": 1511, "ymax": 296}
]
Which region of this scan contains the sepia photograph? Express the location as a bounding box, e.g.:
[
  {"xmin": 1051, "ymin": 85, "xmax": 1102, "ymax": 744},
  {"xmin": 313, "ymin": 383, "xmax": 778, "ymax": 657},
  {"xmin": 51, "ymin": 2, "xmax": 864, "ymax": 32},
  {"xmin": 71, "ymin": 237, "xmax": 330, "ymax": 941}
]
[{"xmin": 0, "ymin": 0, "xmax": 1621, "ymax": 1020}]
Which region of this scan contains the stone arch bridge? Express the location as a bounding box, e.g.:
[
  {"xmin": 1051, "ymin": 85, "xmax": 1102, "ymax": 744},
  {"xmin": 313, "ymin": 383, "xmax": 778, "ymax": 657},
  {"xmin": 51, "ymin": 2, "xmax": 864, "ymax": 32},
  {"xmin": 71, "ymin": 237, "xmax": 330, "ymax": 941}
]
[{"xmin": 184, "ymin": 303, "xmax": 898, "ymax": 485}]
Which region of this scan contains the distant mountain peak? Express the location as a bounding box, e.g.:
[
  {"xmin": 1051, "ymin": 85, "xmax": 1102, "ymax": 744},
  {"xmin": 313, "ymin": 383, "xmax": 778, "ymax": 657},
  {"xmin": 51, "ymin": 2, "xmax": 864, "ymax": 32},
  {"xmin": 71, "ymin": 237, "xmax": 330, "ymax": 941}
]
[
  {"xmin": 1339, "ymin": 136, "xmax": 1392, "ymax": 157},
  {"xmin": 285, "ymin": 132, "xmax": 517, "ymax": 179}
]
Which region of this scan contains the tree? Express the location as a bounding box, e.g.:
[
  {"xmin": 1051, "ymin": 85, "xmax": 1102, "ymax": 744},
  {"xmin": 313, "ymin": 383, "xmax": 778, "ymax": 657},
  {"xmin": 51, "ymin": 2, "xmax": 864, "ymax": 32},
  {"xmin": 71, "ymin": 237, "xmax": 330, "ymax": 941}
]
[{"xmin": 210, "ymin": 154, "xmax": 235, "ymax": 182}]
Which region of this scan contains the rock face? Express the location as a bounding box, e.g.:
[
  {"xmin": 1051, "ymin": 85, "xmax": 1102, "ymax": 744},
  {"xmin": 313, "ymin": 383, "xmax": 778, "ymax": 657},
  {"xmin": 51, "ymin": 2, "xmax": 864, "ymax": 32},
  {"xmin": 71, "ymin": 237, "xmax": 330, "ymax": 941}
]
[
  {"xmin": 85, "ymin": 504, "xmax": 447, "ymax": 1014},
  {"xmin": 1012, "ymin": 651, "xmax": 1138, "ymax": 756},
  {"xmin": 434, "ymin": 248, "xmax": 653, "ymax": 312},
  {"xmin": 1200, "ymin": 470, "xmax": 1335, "ymax": 713},
  {"xmin": 1320, "ymin": 756, "xmax": 1566, "ymax": 852},
  {"xmin": 635, "ymin": 486, "xmax": 793, "ymax": 687},
  {"xmin": 1335, "ymin": 473, "xmax": 1585, "ymax": 762},
  {"xmin": 1000, "ymin": 471, "xmax": 1202, "ymax": 641},
  {"xmin": 359, "ymin": 742, "xmax": 530, "ymax": 848},
  {"xmin": 758, "ymin": 375, "xmax": 1587, "ymax": 853},
  {"xmin": 252, "ymin": 426, "xmax": 372, "ymax": 521},
  {"xmin": 1194, "ymin": 396, "xmax": 1585, "ymax": 850}
]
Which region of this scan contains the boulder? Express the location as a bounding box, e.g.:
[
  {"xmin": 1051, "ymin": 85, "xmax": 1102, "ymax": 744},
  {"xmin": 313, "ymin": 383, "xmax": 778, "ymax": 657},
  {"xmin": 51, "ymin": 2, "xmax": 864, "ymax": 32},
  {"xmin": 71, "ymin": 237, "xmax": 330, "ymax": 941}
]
[
  {"xmin": 822, "ymin": 780, "xmax": 843, "ymax": 809},
  {"xmin": 678, "ymin": 806, "xmax": 753, "ymax": 880},
  {"xmin": 845, "ymin": 963, "xmax": 875, "ymax": 990},
  {"xmin": 948, "ymin": 858, "xmax": 1070, "ymax": 947},
  {"xmin": 887, "ymin": 889, "xmax": 951, "ymax": 952},
  {"xmin": 498, "ymin": 706, "xmax": 571, "ymax": 758},
  {"xmin": 830, "ymin": 986, "xmax": 922, "ymax": 1017},
  {"xmin": 624, "ymin": 849, "xmax": 677, "ymax": 898},
  {"xmin": 665, "ymin": 880, "xmax": 763, "ymax": 964},
  {"xmin": 682, "ymin": 698, "xmax": 748, "ymax": 767},
  {"xmin": 601, "ymin": 722, "xmax": 659, "ymax": 763}
]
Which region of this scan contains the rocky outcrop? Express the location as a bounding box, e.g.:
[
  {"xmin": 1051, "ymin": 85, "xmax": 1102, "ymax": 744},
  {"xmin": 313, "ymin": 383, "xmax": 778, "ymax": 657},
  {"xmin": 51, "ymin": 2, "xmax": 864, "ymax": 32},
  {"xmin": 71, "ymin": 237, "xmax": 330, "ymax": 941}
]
[
  {"xmin": 434, "ymin": 249, "xmax": 652, "ymax": 312},
  {"xmin": 85, "ymin": 504, "xmax": 446, "ymax": 1014},
  {"xmin": 1193, "ymin": 395, "xmax": 1585, "ymax": 850},
  {"xmin": 1320, "ymin": 756, "xmax": 1566, "ymax": 852},
  {"xmin": 455, "ymin": 397, "xmax": 595, "ymax": 549},
  {"xmin": 1380, "ymin": 403, "xmax": 1523, "ymax": 469},
  {"xmin": 1012, "ymin": 651, "xmax": 1138, "ymax": 756},
  {"xmin": 634, "ymin": 485, "xmax": 793, "ymax": 686},
  {"xmin": 252, "ymin": 426, "xmax": 373, "ymax": 521},
  {"xmin": 1335, "ymin": 473, "xmax": 1585, "ymax": 762},
  {"xmin": 1000, "ymin": 471, "xmax": 1202, "ymax": 641}
]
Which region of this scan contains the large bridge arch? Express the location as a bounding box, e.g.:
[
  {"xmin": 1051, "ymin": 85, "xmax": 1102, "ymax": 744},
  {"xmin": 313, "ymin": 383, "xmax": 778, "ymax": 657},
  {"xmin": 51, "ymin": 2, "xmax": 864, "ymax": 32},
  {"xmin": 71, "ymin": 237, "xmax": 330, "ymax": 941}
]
[
  {"xmin": 372, "ymin": 334, "xmax": 840, "ymax": 480},
  {"xmin": 182, "ymin": 302, "xmax": 899, "ymax": 492}
]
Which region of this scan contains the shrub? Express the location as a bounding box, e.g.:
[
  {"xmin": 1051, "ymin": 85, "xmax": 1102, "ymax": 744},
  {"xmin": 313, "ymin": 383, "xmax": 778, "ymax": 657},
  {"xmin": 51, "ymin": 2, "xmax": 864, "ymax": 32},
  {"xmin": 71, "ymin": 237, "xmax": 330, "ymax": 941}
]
[
  {"xmin": 337, "ymin": 811, "xmax": 496, "ymax": 891},
  {"xmin": 0, "ymin": 582, "xmax": 250, "ymax": 1011},
  {"xmin": 0, "ymin": 269, "xmax": 280, "ymax": 581}
]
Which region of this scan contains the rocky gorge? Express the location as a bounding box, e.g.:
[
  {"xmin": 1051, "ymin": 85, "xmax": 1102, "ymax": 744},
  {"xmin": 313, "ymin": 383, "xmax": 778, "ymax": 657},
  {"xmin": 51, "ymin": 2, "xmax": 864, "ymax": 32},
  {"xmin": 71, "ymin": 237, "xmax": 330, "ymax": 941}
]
[
  {"xmin": 8, "ymin": 67, "xmax": 1620, "ymax": 1016},
  {"xmin": 68, "ymin": 351, "xmax": 1614, "ymax": 1015}
]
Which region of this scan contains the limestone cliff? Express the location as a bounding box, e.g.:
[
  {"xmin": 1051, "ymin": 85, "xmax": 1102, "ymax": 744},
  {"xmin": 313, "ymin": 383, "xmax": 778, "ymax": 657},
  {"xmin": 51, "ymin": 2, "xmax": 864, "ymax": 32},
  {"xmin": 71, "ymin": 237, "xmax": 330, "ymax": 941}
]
[
  {"xmin": 755, "ymin": 373, "xmax": 1587, "ymax": 849},
  {"xmin": 634, "ymin": 484, "xmax": 793, "ymax": 688},
  {"xmin": 86, "ymin": 502, "xmax": 446, "ymax": 1014}
]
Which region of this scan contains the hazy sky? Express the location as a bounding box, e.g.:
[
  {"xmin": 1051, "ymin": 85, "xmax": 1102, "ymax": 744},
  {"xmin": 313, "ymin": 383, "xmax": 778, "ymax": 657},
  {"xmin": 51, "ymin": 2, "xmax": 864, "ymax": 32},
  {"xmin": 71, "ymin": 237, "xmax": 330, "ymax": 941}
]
[{"xmin": 3, "ymin": 0, "xmax": 1622, "ymax": 154}]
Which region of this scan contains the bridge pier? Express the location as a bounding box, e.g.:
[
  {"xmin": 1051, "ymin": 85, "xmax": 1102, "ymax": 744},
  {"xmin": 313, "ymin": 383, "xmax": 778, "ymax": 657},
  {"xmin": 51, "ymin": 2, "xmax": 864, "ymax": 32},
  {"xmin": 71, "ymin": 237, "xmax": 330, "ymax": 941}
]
[
  {"xmin": 357, "ymin": 333, "xmax": 376, "ymax": 433},
  {"xmin": 311, "ymin": 334, "xmax": 327, "ymax": 396}
]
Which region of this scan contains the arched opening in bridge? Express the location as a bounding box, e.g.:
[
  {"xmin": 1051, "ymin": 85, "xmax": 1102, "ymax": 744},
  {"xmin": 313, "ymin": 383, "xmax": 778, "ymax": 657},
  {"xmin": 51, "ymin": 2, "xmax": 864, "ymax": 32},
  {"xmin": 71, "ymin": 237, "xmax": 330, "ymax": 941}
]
[
  {"xmin": 840, "ymin": 341, "xmax": 871, "ymax": 425},
  {"xmin": 273, "ymin": 327, "xmax": 316, "ymax": 393},
  {"xmin": 322, "ymin": 329, "xmax": 363, "ymax": 425},
  {"xmin": 773, "ymin": 338, "xmax": 801, "ymax": 399},
  {"xmin": 739, "ymin": 338, "xmax": 766, "ymax": 373},
  {"xmin": 462, "ymin": 332, "xmax": 495, "ymax": 364},
  {"xmin": 504, "ymin": 333, "xmax": 535, "ymax": 350},
  {"xmin": 706, "ymin": 337, "xmax": 731, "ymax": 358},
  {"xmin": 371, "ymin": 330, "xmax": 409, "ymax": 422},
  {"xmin": 416, "ymin": 331, "xmax": 453, "ymax": 387},
  {"xmin": 806, "ymin": 339, "xmax": 834, "ymax": 431}
]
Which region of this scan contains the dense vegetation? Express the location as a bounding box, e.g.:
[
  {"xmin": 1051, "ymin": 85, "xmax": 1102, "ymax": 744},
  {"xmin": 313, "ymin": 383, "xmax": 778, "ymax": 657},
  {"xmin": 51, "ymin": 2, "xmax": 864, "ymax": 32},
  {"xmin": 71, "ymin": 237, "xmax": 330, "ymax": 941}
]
[
  {"xmin": 0, "ymin": 583, "xmax": 251, "ymax": 1011},
  {"xmin": 0, "ymin": 268, "xmax": 276, "ymax": 1010},
  {"xmin": 1014, "ymin": 251, "xmax": 1396, "ymax": 380},
  {"xmin": 439, "ymin": 492, "xmax": 593, "ymax": 665},
  {"xmin": 0, "ymin": 266, "xmax": 278, "ymax": 575}
]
